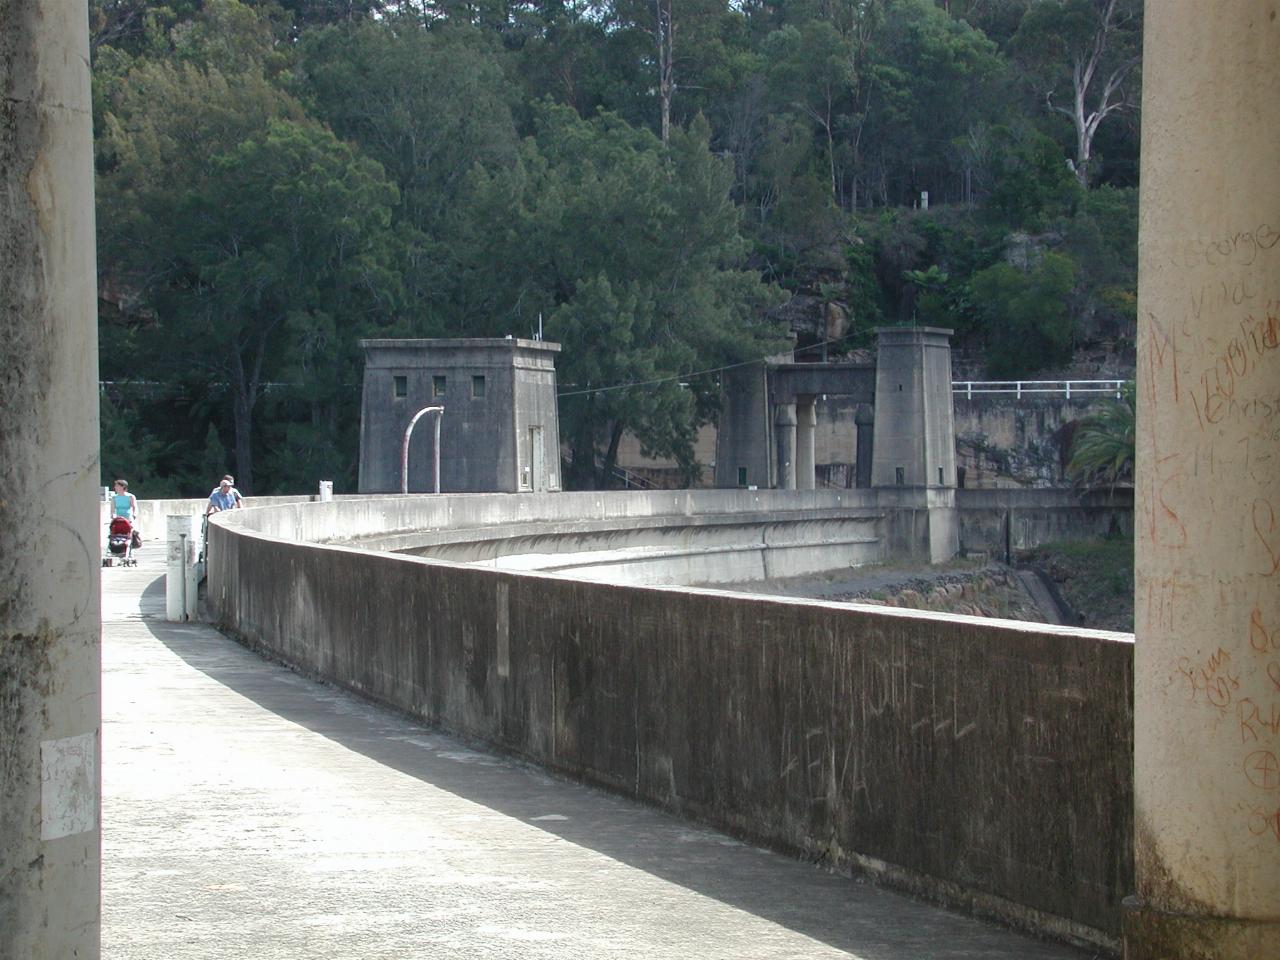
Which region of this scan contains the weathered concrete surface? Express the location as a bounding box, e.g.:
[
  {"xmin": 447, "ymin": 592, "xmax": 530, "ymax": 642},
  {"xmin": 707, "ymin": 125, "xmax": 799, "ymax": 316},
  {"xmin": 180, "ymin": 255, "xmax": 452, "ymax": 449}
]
[
  {"xmin": 956, "ymin": 488, "xmax": 1133, "ymax": 560},
  {"xmin": 403, "ymin": 514, "xmax": 885, "ymax": 586},
  {"xmin": 104, "ymin": 545, "xmax": 1090, "ymax": 959},
  {"xmin": 871, "ymin": 327, "xmax": 957, "ymax": 496},
  {"xmin": 358, "ymin": 339, "xmax": 562, "ymax": 494},
  {"xmin": 953, "ymin": 396, "xmax": 1113, "ymax": 489},
  {"xmin": 208, "ymin": 496, "xmax": 1134, "ymax": 952},
  {"xmin": 1, "ymin": 0, "xmax": 102, "ymax": 955},
  {"xmin": 1128, "ymin": 2, "xmax": 1280, "ymax": 956}
]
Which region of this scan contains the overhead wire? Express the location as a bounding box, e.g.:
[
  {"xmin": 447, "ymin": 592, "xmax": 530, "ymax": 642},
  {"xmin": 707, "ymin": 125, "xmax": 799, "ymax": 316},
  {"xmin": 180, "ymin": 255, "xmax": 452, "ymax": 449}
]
[{"xmin": 555, "ymin": 334, "xmax": 860, "ymax": 399}]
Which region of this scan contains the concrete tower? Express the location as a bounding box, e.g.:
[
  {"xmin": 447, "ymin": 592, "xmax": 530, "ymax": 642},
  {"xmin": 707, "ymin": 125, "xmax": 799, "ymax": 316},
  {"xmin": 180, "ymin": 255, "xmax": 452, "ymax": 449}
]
[
  {"xmin": 358, "ymin": 339, "xmax": 562, "ymax": 494},
  {"xmin": 870, "ymin": 327, "xmax": 957, "ymax": 490}
]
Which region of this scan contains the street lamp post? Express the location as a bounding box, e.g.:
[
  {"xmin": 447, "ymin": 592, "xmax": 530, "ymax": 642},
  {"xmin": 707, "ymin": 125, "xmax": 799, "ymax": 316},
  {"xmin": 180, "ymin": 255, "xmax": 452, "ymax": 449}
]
[{"xmin": 401, "ymin": 406, "xmax": 444, "ymax": 494}]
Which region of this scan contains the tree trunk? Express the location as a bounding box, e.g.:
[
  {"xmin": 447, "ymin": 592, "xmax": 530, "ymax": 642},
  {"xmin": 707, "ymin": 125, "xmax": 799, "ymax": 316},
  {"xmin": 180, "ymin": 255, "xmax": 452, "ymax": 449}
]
[
  {"xmin": 567, "ymin": 394, "xmax": 597, "ymax": 489},
  {"xmin": 232, "ymin": 386, "xmax": 254, "ymax": 495},
  {"xmin": 825, "ymin": 114, "xmax": 836, "ymax": 206},
  {"xmin": 229, "ymin": 333, "xmax": 266, "ymax": 494},
  {"xmin": 655, "ymin": 0, "xmax": 674, "ymax": 144},
  {"xmin": 600, "ymin": 420, "xmax": 625, "ymax": 489}
]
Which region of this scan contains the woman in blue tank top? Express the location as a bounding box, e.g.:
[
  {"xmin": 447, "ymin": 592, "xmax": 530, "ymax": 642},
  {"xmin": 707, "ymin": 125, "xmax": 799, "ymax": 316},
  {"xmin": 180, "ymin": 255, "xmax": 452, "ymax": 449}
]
[{"xmin": 111, "ymin": 479, "xmax": 140, "ymax": 541}]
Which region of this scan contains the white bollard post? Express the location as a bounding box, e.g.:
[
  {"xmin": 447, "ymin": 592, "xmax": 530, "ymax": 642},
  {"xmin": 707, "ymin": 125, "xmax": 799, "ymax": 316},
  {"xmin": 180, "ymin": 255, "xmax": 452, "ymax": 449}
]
[
  {"xmin": 318, "ymin": 480, "xmax": 333, "ymax": 502},
  {"xmin": 166, "ymin": 515, "xmax": 201, "ymax": 621}
]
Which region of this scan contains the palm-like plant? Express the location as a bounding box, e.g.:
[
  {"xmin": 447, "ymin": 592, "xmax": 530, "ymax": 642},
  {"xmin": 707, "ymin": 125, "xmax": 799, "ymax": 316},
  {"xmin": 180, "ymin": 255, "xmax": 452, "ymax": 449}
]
[{"xmin": 1067, "ymin": 382, "xmax": 1135, "ymax": 487}]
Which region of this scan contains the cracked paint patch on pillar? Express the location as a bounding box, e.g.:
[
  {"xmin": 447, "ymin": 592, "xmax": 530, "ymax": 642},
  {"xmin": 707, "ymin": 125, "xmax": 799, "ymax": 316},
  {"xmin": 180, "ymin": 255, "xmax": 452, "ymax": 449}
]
[{"xmin": 41, "ymin": 733, "xmax": 97, "ymax": 842}]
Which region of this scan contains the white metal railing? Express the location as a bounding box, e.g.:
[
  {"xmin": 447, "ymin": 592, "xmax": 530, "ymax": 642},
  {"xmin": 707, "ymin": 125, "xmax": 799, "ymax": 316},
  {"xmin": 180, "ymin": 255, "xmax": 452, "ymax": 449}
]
[{"xmin": 952, "ymin": 379, "xmax": 1128, "ymax": 400}]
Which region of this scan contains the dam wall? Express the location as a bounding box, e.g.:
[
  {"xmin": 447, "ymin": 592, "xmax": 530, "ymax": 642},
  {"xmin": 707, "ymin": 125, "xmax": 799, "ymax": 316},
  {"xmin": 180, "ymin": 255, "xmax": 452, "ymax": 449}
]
[{"xmin": 206, "ymin": 491, "xmax": 1134, "ymax": 952}]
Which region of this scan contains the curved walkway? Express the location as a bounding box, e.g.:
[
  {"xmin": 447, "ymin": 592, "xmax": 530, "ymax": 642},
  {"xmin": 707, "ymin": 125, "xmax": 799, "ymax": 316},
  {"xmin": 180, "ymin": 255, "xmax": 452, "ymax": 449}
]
[{"xmin": 101, "ymin": 540, "xmax": 1092, "ymax": 959}]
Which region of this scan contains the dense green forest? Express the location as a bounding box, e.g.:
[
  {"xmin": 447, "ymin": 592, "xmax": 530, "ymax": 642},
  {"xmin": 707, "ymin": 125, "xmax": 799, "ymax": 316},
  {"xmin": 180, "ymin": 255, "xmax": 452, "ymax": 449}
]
[{"xmin": 93, "ymin": 0, "xmax": 1141, "ymax": 494}]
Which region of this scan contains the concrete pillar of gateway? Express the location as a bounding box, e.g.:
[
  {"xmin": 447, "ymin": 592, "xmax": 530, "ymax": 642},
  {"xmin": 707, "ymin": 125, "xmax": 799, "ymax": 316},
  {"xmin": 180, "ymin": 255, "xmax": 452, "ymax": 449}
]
[
  {"xmin": 0, "ymin": 0, "xmax": 102, "ymax": 956},
  {"xmin": 773, "ymin": 401, "xmax": 797, "ymax": 489},
  {"xmin": 1126, "ymin": 3, "xmax": 1280, "ymax": 958},
  {"xmin": 795, "ymin": 397, "xmax": 816, "ymax": 490},
  {"xmin": 870, "ymin": 327, "xmax": 956, "ymax": 489}
]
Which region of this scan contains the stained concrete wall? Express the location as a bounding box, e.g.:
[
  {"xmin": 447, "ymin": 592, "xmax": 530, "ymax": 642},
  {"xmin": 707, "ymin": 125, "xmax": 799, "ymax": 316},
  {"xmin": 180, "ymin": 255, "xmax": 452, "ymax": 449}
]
[
  {"xmin": 953, "ymin": 397, "xmax": 1118, "ymax": 489},
  {"xmin": 357, "ymin": 339, "xmax": 562, "ymax": 494},
  {"xmin": 714, "ymin": 364, "xmax": 772, "ymax": 488},
  {"xmin": 957, "ymin": 489, "xmax": 1134, "ymax": 559},
  {"xmin": 872, "ymin": 328, "xmax": 956, "ymax": 489},
  {"xmin": 206, "ymin": 494, "xmax": 1134, "ymax": 952}
]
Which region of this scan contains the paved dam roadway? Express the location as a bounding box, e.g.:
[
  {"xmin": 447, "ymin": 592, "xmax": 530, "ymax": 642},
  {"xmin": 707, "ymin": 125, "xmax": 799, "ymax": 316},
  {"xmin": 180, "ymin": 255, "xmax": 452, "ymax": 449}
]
[{"xmin": 102, "ymin": 540, "xmax": 1090, "ymax": 959}]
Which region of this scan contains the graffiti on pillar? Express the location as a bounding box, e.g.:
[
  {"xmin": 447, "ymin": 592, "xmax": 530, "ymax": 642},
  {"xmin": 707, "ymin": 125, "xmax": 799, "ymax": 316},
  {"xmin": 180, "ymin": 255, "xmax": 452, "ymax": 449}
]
[
  {"xmin": 1175, "ymin": 647, "xmax": 1241, "ymax": 713},
  {"xmin": 1168, "ymin": 223, "xmax": 1280, "ymax": 270},
  {"xmin": 1141, "ymin": 218, "xmax": 1280, "ymax": 847}
]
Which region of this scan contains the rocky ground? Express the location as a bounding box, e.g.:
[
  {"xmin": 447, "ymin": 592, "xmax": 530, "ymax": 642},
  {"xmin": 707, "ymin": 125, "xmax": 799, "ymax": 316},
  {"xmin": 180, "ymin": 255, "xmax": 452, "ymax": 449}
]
[
  {"xmin": 728, "ymin": 537, "xmax": 1136, "ymax": 632},
  {"xmin": 725, "ymin": 560, "xmax": 1048, "ymax": 623}
]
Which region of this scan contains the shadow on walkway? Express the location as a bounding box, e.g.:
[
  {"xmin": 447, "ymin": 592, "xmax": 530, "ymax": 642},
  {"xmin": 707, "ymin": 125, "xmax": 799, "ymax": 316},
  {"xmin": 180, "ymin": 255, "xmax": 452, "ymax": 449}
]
[{"xmin": 135, "ymin": 574, "xmax": 1090, "ymax": 960}]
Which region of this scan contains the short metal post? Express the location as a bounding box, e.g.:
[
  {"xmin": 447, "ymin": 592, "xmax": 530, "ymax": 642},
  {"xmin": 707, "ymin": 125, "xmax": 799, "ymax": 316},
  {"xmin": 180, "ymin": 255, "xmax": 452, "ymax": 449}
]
[
  {"xmin": 178, "ymin": 533, "xmax": 188, "ymax": 620},
  {"xmin": 433, "ymin": 410, "xmax": 442, "ymax": 494}
]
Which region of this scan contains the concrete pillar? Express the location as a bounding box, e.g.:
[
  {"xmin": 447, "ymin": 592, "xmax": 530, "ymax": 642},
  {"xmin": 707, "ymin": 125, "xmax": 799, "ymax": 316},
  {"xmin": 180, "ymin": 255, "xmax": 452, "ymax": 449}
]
[
  {"xmin": 855, "ymin": 405, "xmax": 874, "ymax": 489},
  {"xmin": 0, "ymin": 0, "xmax": 102, "ymax": 956},
  {"xmin": 166, "ymin": 515, "xmax": 201, "ymax": 622},
  {"xmin": 713, "ymin": 363, "xmax": 772, "ymax": 489},
  {"xmin": 870, "ymin": 327, "xmax": 956, "ymax": 489},
  {"xmin": 796, "ymin": 398, "xmax": 817, "ymax": 490},
  {"xmin": 774, "ymin": 402, "xmax": 797, "ymax": 490},
  {"xmin": 1126, "ymin": 4, "xmax": 1280, "ymax": 957}
]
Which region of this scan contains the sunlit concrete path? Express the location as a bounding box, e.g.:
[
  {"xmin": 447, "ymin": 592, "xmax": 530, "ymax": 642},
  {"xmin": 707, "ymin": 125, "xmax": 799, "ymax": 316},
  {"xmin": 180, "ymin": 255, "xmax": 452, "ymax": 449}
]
[{"xmin": 101, "ymin": 539, "xmax": 1092, "ymax": 960}]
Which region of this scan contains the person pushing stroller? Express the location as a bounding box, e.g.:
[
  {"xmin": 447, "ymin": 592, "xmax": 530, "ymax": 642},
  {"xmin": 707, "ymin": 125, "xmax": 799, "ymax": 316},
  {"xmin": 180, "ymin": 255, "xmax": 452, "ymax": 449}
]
[
  {"xmin": 111, "ymin": 479, "xmax": 141, "ymax": 545},
  {"xmin": 104, "ymin": 478, "xmax": 141, "ymax": 566}
]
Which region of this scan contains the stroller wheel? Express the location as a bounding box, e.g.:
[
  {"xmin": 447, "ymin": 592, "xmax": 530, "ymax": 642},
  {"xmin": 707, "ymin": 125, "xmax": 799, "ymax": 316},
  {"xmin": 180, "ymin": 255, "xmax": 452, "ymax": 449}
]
[{"xmin": 102, "ymin": 558, "xmax": 112, "ymax": 567}]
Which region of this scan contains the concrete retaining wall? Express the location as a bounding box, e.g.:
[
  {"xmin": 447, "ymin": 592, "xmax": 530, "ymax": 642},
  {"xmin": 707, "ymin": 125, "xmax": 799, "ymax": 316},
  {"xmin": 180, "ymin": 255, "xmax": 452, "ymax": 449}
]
[
  {"xmin": 957, "ymin": 488, "xmax": 1134, "ymax": 559},
  {"xmin": 954, "ymin": 396, "xmax": 1117, "ymax": 488},
  {"xmin": 206, "ymin": 492, "xmax": 1133, "ymax": 952}
]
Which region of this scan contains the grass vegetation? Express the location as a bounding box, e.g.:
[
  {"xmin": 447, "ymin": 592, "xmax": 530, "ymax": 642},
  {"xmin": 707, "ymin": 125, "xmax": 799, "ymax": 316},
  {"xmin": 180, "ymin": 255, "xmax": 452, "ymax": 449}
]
[{"xmin": 1017, "ymin": 536, "xmax": 1134, "ymax": 631}]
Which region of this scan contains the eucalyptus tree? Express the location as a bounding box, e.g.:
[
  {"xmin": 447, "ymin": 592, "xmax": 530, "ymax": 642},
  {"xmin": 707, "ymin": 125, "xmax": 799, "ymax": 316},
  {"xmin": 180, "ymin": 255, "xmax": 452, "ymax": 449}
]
[
  {"xmin": 857, "ymin": 0, "xmax": 1005, "ymax": 207},
  {"xmin": 459, "ymin": 106, "xmax": 786, "ymax": 486},
  {"xmin": 97, "ymin": 3, "xmax": 402, "ymax": 491},
  {"xmin": 295, "ymin": 17, "xmax": 520, "ymax": 332},
  {"xmin": 1011, "ymin": 0, "xmax": 1141, "ymax": 187}
]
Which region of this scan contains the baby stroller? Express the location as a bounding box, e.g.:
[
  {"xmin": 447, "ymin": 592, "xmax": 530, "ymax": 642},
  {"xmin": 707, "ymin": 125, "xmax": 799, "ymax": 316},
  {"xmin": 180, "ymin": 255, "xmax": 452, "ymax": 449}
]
[{"xmin": 104, "ymin": 515, "xmax": 140, "ymax": 567}]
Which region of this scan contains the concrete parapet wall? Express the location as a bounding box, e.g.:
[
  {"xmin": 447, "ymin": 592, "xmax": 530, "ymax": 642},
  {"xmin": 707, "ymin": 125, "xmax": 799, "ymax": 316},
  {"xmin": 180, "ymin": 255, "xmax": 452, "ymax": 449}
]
[
  {"xmin": 103, "ymin": 494, "xmax": 391, "ymax": 540},
  {"xmin": 470, "ymin": 517, "xmax": 884, "ymax": 585},
  {"xmin": 207, "ymin": 493, "xmax": 1134, "ymax": 951},
  {"xmin": 956, "ymin": 488, "xmax": 1133, "ymax": 558}
]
